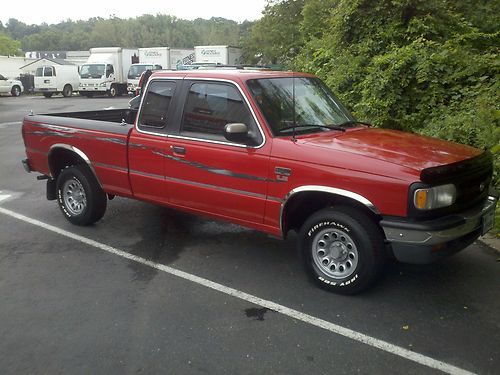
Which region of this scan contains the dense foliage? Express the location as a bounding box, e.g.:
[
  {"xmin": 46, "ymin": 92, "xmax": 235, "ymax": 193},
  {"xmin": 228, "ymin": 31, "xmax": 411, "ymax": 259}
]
[
  {"xmin": 0, "ymin": 32, "xmax": 21, "ymax": 56},
  {"xmin": 247, "ymin": 1, "xmax": 499, "ymax": 192},
  {"xmin": 0, "ymin": 16, "xmax": 249, "ymax": 51}
]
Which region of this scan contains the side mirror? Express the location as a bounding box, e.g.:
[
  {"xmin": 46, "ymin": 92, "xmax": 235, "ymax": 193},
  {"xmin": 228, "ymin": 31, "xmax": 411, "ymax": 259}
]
[{"xmin": 224, "ymin": 123, "xmax": 249, "ymax": 144}]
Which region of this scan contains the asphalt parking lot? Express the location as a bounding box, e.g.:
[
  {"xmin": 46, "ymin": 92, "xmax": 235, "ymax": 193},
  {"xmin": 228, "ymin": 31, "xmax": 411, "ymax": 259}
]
[{"xmin": 1, "ymin": 94, "xmax": 499, "ymax": 374}]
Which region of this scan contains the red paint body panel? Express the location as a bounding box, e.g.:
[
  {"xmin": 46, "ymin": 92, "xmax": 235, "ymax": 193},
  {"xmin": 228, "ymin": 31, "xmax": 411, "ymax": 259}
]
[
  {"xmin": 164, "ymin": 137, "xmax": 271, "ymax": 223},
  {"xmin": 21, "ymin": 70, "xmax": 487, "ymax": 238}
]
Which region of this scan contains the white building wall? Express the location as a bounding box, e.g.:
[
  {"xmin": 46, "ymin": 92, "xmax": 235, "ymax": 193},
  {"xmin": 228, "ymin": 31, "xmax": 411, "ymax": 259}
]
[{"xmin": 0, "ymin": 56, "xmax": 37, "ymax": 78}]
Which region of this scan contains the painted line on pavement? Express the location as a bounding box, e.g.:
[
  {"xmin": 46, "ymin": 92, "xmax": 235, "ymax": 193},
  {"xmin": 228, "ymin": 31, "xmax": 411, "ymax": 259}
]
[
  {"xmin": 0, "ymin": 121, "xmax": 22, "ymax": 129},
  {"xmin": 0, "ymin": 206, "xmax": 475, "ymax": 375}
]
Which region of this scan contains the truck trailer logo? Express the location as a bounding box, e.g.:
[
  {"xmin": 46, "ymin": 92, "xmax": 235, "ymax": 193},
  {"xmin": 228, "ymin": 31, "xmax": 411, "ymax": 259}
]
[
  {"xmin": 201, "ymin": 49, "xmax": 221, "ymax": 56},
  {"xmin": 144, "ymin": 51, "xmax": 163, "ymax": 58}
]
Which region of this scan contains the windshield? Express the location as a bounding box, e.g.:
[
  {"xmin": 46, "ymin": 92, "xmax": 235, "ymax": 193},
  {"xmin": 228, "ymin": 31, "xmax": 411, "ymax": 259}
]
[
  {"xmin": 128, "ymin": 64, "xmax": 153, "ymax": 79},
  {"xmin": 80, "ymin": 64, "xmax": 105, "ymax": 79},
  {"xmin": 247, "ymin": 77, "xmax": 355, "ymax": 136}
]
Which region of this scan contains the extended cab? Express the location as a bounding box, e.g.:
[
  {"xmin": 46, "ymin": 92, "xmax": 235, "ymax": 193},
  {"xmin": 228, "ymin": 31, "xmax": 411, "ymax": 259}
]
[{"xmin": 21, "ymin": 70, "xmax": 498, "ymax": 294}]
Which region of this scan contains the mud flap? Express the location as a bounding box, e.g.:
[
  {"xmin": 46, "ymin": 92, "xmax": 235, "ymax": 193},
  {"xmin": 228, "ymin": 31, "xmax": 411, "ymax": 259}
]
[{"xmin": 46, "ymin": 178, "xmax": 57, "ymax": 200}]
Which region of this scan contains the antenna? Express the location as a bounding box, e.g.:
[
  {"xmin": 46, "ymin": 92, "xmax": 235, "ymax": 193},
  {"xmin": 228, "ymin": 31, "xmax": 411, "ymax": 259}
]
[{"xmin": 291, "ymin": 71, "xmax": 297, "ymax": 143}]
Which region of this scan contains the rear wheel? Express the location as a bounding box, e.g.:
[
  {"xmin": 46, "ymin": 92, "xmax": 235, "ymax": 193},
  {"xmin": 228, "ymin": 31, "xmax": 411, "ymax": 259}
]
[
  {"xmin": 299, "ymin": 207, "xmax": 385, "ymax": 294},
  {"xmin": 62, "ymin": 84, "xmax": 73, "ymax": 97},
  {"xmin": 43, "ymin": 92, "xmax": 53, "ymax": 98},
  {"xmin": 56, "ymin": 165, "xmax": 107, "ymax": 226},
  {"xmin": 11, "ymin": 85, "xmax": 21, "ymax": 97}
]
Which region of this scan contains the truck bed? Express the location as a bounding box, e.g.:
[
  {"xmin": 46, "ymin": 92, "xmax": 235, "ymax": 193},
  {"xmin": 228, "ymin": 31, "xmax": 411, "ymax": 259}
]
[
  {"xmin": 48, "ymin": 108, "xmax": 137, "ymax": 125},
  {"xmin": 22, "ymin": 108, "xmax": 137, "ymax": 197}
]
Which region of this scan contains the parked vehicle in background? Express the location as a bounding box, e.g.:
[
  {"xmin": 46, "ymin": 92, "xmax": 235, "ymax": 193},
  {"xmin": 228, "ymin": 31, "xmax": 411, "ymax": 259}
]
[
  {"xmin": 34, "ymin": 64, "xmax": 80, "ymax": 98},
  {"xmin": 170, "ymin": 49, "xmax": 195, "ymax": 69},
  {"xmin": 194, "ymin": 46, "xmax": 243, "ymax": 65},
  {"xmin": 0, "ymin": 74, "xmax": 23, "ymax": 97},
  {"xmin": 79, "ymin": 47, "xmax": 138, "ymax": 97},
  {"xmin": 21, "ymin": 69, "xmax": 498, "ymax": 294},
  {"xmin": 127, "ymin": 47, "xmax": 169, "ymax": 94}
]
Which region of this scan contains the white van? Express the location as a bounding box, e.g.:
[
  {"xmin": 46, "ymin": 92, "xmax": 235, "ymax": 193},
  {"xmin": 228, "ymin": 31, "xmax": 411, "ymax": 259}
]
[{"xmin": 34, "ymin": 65, "xmax": 80, "ymax": 98}]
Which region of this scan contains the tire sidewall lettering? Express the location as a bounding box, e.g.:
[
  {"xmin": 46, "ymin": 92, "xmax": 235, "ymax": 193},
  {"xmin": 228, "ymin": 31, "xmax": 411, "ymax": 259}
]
[
  {"xmin": 318, "ymin": 273, "xmax": 358, "ymax": 287},
  {"xmin": 307, "ymin": 220, "xmax": 350, "ymax": 237}
]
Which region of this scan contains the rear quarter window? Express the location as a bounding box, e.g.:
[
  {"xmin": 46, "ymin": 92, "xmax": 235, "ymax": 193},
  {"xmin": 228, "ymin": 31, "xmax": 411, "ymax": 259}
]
[{"xmin": 138, "ymin": 80, "xmax": 177, "ymax": 130}]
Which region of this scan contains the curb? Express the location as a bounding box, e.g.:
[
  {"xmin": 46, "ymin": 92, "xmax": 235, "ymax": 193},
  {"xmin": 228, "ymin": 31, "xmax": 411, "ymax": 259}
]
[{"xmin": 479, "ymin": 234, "xmax": 500, "ymax": 254}]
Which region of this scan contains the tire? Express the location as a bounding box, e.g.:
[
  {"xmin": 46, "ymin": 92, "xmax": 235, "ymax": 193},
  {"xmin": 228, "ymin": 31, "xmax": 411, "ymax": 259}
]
[
  {"xmin": 108, "ymin": 85, "xmax": 117, "ymax": 97},
  {"xmin": 11, "ymin": 85, "xmax": 21, "ymax": 97},
  {"xmin": 56, "ymin": 165, "xmax": 107, "ymax": 226},
  {"xmin": 62, "ymin": 84, "xmax": 73, "ymax": 97},
  {"xmin": 299, "ymin": 206, "xmax": 385, "ymax": 294},
  {"xmin": 43, "ymin": 92, "xmax": 53, "ymax": 98}
]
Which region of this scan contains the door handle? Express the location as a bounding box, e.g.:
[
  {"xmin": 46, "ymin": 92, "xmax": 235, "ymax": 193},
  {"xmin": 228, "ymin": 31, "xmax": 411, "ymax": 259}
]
[{"xmin": 171, "ymin": 145, "xmax": 186, "ymax": 155}]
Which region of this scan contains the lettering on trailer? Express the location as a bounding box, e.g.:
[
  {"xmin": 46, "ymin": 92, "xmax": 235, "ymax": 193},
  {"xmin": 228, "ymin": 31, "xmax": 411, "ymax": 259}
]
[
  {"xmin": 201, "ymin": 49, "xmax": 222, "ymax": 56},
  {"xmin": 182, "ymin": 53, "xmax": 195, "ymax": 65},
  {"xmin": 144, "ymin": 51, "xmax": 163, "ymax": 58}
]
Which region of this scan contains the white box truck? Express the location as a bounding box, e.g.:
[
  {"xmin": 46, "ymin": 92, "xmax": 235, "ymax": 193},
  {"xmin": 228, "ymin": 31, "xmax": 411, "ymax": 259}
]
[
  {"xmin": 127, "ymin": 47, "xmax": 170, "ymax": 95},
  {"xmin": 170, "ymin": 49, "xmax": 195, "ymax": 70},
  {"xmin": 79, "ymin": 47, "xmax": 138, "ymax": 97},
  {"xmin": 194, "ymin": 46, "xmax": 243, "ymax": 65},
  {"xmin": 34, "ymin": 64, "xmax": 80, "ymax": 98}
]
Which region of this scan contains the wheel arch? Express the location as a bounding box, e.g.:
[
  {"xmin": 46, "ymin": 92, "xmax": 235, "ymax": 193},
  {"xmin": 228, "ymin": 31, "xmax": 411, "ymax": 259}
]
[
  {"xmin": 48, "ymin": 144, "xmax": 102, "ymax": 188},
  {"xmin": 280, "ymin": 185, "xmax": 381, "ymax": 238}
]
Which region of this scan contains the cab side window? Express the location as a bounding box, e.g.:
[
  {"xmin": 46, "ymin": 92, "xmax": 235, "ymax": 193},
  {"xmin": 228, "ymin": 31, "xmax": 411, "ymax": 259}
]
[
  {"xmin": 106, "ymin": 65, "xmax": 114, "ymax": 77},
  {"xmin": 180, "ymin": 82, "xmax": 261, "ymax": 145},
  {"xmin": 139, "ymin": 80, "xmax": 176, "ymax": 130},
  {"xmin": 44, "ymin": 67, "xmax": 54, "ymax": 77}
]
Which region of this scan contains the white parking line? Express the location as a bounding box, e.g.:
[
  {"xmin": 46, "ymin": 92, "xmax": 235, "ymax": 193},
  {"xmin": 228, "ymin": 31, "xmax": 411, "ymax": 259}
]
[
  {"xmin": 0, "ymin": 206, "xmax": 475, "ymax": 375},
  {"xmin": 0, "ymin": 193, "xmax": 12, "ymax": 202},
  {"xmin": 0, "ymin": 121, "xmax": 22, "ymax": 129}
]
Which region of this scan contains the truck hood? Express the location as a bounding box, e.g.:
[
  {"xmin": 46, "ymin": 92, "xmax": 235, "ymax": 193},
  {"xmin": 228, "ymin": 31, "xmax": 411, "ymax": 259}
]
[{"xmin": 299, "ymin": 128, "xmax": 482, "ymax": 172}]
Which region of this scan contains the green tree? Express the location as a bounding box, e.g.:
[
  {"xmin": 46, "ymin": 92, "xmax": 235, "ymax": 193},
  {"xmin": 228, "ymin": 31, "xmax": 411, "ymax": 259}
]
[
  {"xmin": 243, "ymin": 0, "xmax": 305, "ymax": 65},
  {"xmin": 0, "ymin": 32, "xmax": 21, "ymax": 55}
]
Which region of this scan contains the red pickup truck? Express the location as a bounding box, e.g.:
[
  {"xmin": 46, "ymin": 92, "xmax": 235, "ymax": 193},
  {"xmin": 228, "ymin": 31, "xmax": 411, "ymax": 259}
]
[{"xmin": 21, "ymin": 70, "xmax": 497, "ymax": 294}]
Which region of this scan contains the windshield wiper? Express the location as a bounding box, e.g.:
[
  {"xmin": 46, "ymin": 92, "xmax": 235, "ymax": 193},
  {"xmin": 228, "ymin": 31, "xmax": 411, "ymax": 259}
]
[
  {"xmin": 279, "ymin": 124, "xmax": 346, "ymax": 133},
  {"xmin": 336, "ymin": 120, "xmax": 372, "ymax": 128}
]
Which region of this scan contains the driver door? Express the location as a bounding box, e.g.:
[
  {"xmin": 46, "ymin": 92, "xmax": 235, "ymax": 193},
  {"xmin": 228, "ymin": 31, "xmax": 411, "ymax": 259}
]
[{"xmin": 164, "ymin": 80, "xmax": 271, "ymax": 225}]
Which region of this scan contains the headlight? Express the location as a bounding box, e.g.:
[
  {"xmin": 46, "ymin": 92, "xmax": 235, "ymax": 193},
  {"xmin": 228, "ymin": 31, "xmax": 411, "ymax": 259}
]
[
  {"xmin": 414, "ymin": 184, "xmax": 457, "ymax": 210},
  {"xmin": 99, "ymin": 82, "xmax": 107, "ymax": 87}
]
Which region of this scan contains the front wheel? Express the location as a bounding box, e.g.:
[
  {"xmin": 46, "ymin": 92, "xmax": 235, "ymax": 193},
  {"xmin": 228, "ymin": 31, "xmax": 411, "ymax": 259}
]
[
  {"xmin": 11, "ymin": 85, "xmax": 21, "ymax": 97},
  {"xmin": 108, "ymin": 85, "xmax": 117, "ymax": 97},
  {"xmin": 299, "ymin": 207, "xmax": 385, "ymax": 294},
  {"xmin": 56, "ymin": 165, "xmax": 107, "ymax": 226}
]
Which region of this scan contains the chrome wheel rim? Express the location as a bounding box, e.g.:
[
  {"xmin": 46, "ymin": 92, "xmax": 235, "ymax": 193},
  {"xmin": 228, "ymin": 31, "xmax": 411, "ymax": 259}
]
[
  {"xmin": 312, "ymin": 228, "xmax": 359, "ymax": 279},
  {"xmin": 62, "ymin": 178, "xmax": 87, "ymax": 215}
]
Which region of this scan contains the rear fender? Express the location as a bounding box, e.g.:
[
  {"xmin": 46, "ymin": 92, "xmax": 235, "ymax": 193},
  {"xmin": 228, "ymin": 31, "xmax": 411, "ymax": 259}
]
[{"xmin": 47, "ymin": 144, "xmax": 103, "ymax": 190}]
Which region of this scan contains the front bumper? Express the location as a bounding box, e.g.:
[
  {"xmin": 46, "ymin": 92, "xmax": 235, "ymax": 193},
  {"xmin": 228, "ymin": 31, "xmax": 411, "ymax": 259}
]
[{"xmin": 381, "ymin": 194, "xmax": 498, "ymax": 264}]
